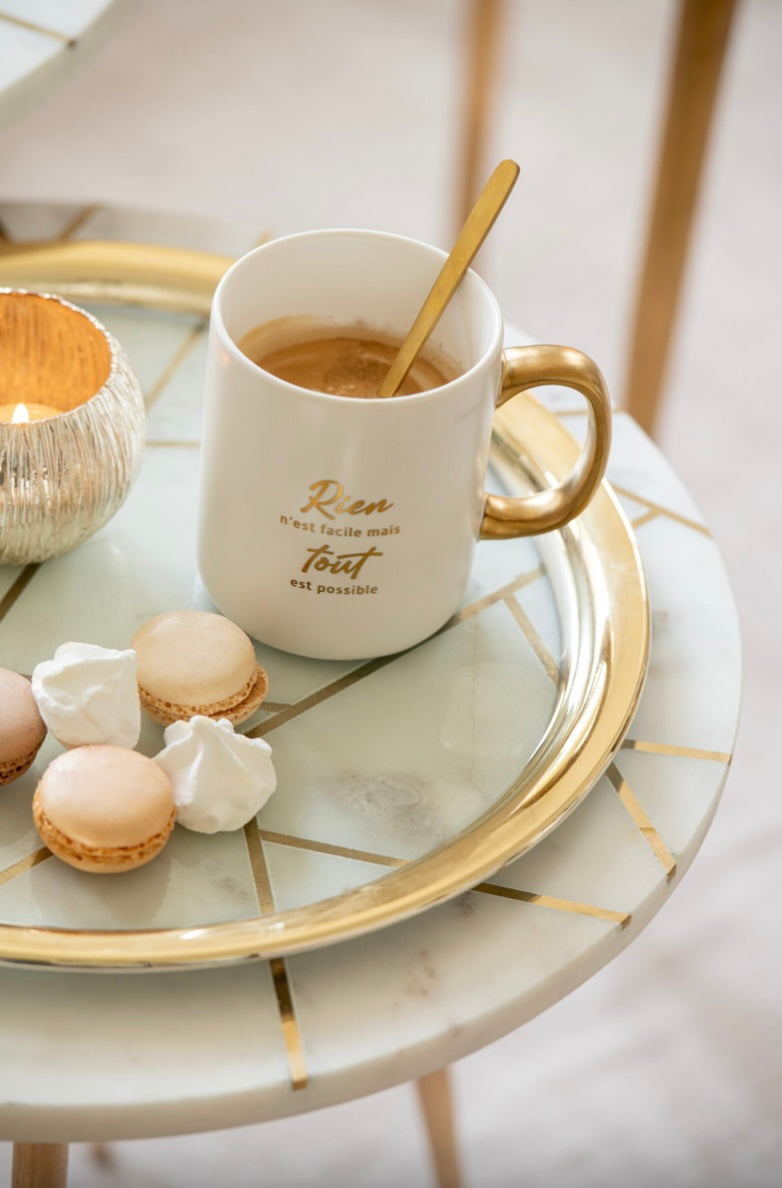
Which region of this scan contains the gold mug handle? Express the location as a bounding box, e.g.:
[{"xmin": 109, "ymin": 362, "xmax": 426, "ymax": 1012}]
[{"xmin": 480, "ymin": 344, "xmax": 612, "ymax": 540}]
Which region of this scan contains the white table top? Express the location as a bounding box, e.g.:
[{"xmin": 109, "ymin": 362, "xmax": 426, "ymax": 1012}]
[{"xmin": 0, "ymin": 204, "xmax": 741, "ymax": 1143}]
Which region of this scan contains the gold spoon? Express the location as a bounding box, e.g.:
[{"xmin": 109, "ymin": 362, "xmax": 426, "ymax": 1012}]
[{"xmin": 377, "ymin": 158, "xmax": 520, "ymax": 398}]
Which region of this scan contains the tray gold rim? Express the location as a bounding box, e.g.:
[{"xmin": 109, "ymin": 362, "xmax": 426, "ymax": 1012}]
[{"xmin": 0, "ymin": 239, "xmax": 650, "ymax": 970}]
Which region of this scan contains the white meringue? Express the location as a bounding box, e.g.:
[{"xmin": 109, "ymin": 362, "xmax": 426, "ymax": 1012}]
[
  {"xmin": 153, "ymin": 715, "xmax": 276, "ymax": 833},
  {"xmin": 31, "ymin": 641, "xmax": 141, "ymax": 749}
]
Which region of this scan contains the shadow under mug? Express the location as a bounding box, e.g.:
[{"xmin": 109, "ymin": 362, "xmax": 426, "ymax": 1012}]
[{"xmin": 197, "ymin": 230, "xmax": 611, "ymax": 660}]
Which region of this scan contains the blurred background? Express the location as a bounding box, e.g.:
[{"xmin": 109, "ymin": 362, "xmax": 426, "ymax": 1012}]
[{"xmin": 0, "ymin": 1, "xmax": 779, "ymax": 1185}]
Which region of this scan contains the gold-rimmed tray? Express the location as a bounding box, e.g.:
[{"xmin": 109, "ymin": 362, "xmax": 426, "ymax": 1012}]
[{"xmin": 0, "ymin": 233, "xmax": 649, "ymax": 970}]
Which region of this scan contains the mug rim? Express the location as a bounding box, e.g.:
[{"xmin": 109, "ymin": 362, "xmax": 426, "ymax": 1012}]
[{"xmin": 211, "ymin": 228, "xmax": 505, "ymax": 405}]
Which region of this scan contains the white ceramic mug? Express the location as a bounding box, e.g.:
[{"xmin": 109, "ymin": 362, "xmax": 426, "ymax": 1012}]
[{"xmin": 197, "ymin": 230, "xmax": 611, "ymax": 660}]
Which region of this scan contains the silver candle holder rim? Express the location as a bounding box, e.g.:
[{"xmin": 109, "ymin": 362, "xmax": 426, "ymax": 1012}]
[
  {"xmin": 0, "ymin": 289, "xmax": 147, "ymax": 566},
  {"xmin": 0, "ymin": 288, "xmax": 123, "ymax": 422}
]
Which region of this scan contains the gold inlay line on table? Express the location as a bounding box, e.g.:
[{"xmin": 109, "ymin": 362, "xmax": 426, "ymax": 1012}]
[
  {"xmin": 249, "ymin": 565, "xmax": 546, "ymax": 741},
  {"xmin": 502, "ymin": 595, "xmax": 559, "ymax": 682},
  {"xmin": 243, "ymin": 822, "xmax": 308, "ymax": 1090},
  {"xmin": 606, "ymin": 763, "xmax": 677, "ymax": 880},
  {"xmin": 56, "ymin": 205, "xmax": 103, "ymax": 243},
  {"xmin": 260, "ymin": 829, "xmax": 406, "ymax": 870},
  {"xmin": 0, "ymin": 11, "xmax": 75, "ymax": 45},
  {"xmin": 0, "ymin": 565, "xmax": 41, "ymax": 626},
  {"xmin": 259, "ymin": 829, "xmax": 631, "ymax": 926},
  {"xmin": 0, "ymin": 847, "xmax": 52, "ymax": 887},
  {"xmin": 0, "ymin": 202, "xmax": 102, "ymax": 247},
  {"xmin": 474, "ymin": 882, "xmax": 631, "ymax": 929},
  {"xmin": 143, "ymin": 322, "xmax": 208, "ymax": 411},
  {"xmin": 248, "ymin": 656, "xmax": 399, "ymax": 740},
  {"xmin": 267, "ymin": 957, "xmax": 307, "ymax": 1088},
  {"xmin": 622, "ymin": 738, "xmax": 732, "ymax": 764},
  {"xmin": 610, "ymin": 484, "xmax": 711, "ymax": 537},
  {"xmin": 448, "ymin": 565, "xmax": 545, "ymax": 626},
  {"xmin": 630, "ymin": 509, "xmax": 661, "ymax": 531}
]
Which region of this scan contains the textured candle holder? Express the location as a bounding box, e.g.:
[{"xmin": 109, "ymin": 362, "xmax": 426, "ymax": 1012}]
[{"xmin": 0, "ymin": 291, "xmax": 145, "ymax": 565}]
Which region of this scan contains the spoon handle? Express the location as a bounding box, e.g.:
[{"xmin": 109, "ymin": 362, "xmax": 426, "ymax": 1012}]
[{"xmin": 377, "ymin": 158, "xmax": 520, "ymax": 398}]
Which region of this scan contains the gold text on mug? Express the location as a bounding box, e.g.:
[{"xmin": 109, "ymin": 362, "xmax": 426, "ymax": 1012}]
[
  {"xmin": 299, "ymin": 478, "xmax": 395, "ymax": 521},
  {"xmin": 300, "ymin": 545, "xmax": 384, "ymax": 579}
]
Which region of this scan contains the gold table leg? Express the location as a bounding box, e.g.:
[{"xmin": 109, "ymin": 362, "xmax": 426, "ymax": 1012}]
[
  {"xmin": 458, "ymin": 0, "xmax": 505, "ymax": 227},
  {"xmin": 416, "ymin": 1068, "xmax": 463, "ymax": 1188},
  {"xmin": 623, "ymin": 0, "xmax": 737, "ymax": 436},
  {"xmin": 11, "ymin": 1144, "xmax": 68, "ymax": 1188}
]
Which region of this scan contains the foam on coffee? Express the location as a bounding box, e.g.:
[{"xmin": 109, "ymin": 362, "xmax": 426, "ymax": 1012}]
[{"xmin": 239, "ymin": 317, "xmax": 460, "ymax": 398}]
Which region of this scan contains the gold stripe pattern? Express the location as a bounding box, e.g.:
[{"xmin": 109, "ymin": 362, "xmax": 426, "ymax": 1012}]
[
  {"xmin": 622, "ymin": 738, "xmax": 731, "ymax": 764},
  {"xmin": 502, "ymin": 595, "xmax": 559, "ymax": 682},
  {"xmin": 0, "ymin": 564, "xmax": 41, "ymax": 625},
  {"xmin": 260, "ymin": 829, "xmax": 405, "ymax": 870},
  {"xmin": 243, "ymin": 821, "xmax": 276, "ymax": 915},
  {"xmin": 259, "ymin": 829, "xmax": 630, "ymax": 926},
  {"xmin": 249, "ymin": 566, "xmax": 546, "ymax": 740},
  {"xmin": 243, "ymin": 823, "xmax": 308, "ymax": 1089},
  {"xmin": 610, "ymin": 484, "xmax": 711, "ymax": 537},
  {"xmin": 0, "ymin": 848, "xmax": 52, "ymax": 887},
  {"xmin": 253, "ymin": 700, "xmax": 293, "ymax": 715},
  {"xmin": 606, "ymin": 763, "xmax": 677, "ymax": 879},
  {"xmin": 0, "ymin": 203, "xmax": 100, "ymax": 249},
  {"xmin": 248, "ymin": 656, "xmax": 399, "ymax": 739},
  {"xmin": 56, "ymin": 204, "xmax": 102, "ymax": 243},
  {"xmin": 630, "ymin": 509, "xmax": 660, "ymax": 530},
  {"xmin": 474, "ymin": 881, "xmax": 631, "ymax": 928},
  {"xmin": 0, "ymin": 828, "xmax": 632, "ymax": 937},
  {"xmin": 144, "ymin": 322, "xmax": 207, "ymax": 410},
  {"xmin": 0, "ymin": 11, "xmax": 74, "ymax": 45},
  {"xmin": 268, "ymin": 956, "xmax": 308, "ymax": 1089},
  {"xmin": 448, "ymin": 565, "xmax": 545, "ymax": 627}
]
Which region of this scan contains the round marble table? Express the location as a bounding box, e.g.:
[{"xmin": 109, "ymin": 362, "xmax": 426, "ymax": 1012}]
[{"xmin": 0, "ymin": 204, "xmax": 741, "ymax": 1185}]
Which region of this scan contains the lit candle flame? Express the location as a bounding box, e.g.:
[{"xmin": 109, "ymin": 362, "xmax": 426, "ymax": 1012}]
[{"xmin": 11, "ymin": 404, "xmax": 29, "ymax": 424}]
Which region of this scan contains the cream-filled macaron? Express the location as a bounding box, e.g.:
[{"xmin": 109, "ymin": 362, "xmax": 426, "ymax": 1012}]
[
  {"xmin": 131, "ymin": 610, "xmax": 268, "ymax": 726},
  {"xmin": 33, "ymin": 746, "xmax": 175, "ymax": 874},
  {"xmin": 0, "ymin": 668, "xmax": 47, "ymax": 785}
]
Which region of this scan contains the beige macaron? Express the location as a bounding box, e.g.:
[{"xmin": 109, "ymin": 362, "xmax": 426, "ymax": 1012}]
[
  {"xmin": 0, "ymin": 668, "xmax": 47, "ymax": 785},
  {"xmin": 131, "ymin": 610, "xmax": 268, "ymax": 726},
  {"xmin": 33, "ymin": 745, "xmax": 175, "ymax": 874}
]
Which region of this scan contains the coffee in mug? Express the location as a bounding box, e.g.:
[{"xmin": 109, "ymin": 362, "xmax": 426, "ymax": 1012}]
[
  {"xmin": 239, "ymin": 317, "xmax": 460, "ymax": 399},
  {"xmin": 198, "ymin": 229, "xmax": 611, "ymax": 660}
]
